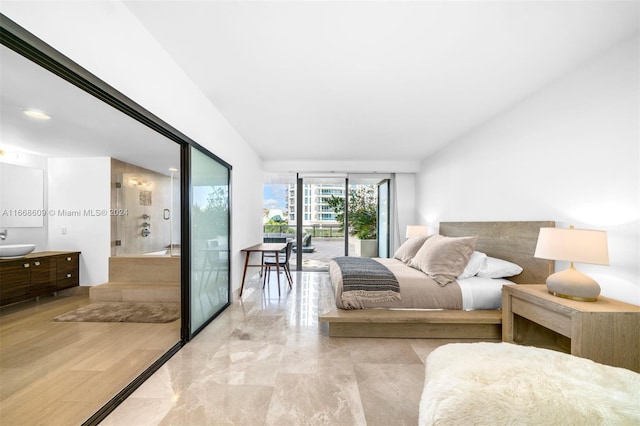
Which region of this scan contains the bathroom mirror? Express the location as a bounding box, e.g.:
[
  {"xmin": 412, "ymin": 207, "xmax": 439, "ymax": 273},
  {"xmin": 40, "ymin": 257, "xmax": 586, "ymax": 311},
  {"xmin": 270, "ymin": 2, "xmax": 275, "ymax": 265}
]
[{"xmin": 0, "ymin": 163, "xmax": 44, "ymax": 227}]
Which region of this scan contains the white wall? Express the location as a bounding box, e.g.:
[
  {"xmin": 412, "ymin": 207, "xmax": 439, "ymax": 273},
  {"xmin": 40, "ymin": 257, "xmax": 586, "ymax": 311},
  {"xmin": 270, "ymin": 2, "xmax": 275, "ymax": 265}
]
[
  {"xmin": 416, "ymin": 36, "xmax": 639, "ymax": 304},
  {"xmin": 1, "ymin": 2, "xmax": 264, "ymax": 294},
  {"xmin": 48, "ymin": 157, "xmax": 111, "ymax": 286}
]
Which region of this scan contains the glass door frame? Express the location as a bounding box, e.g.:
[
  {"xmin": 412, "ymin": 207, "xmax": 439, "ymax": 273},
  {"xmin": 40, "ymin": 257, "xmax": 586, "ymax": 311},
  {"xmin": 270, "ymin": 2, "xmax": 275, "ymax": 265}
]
[
  {"xmin": 0, "ymin": 14, "xmax": 231, "ymax": 424},
  {"xmin": 377, "ymin": 179, "xmax": 390, "ymax": 258},
  {"xmin": 295, "ymin": 174, "xmax": 349, "ymax": 270},
  {"xmin": 183, "ymin": 144, "xmax": 232, "ymax": 339},
  {"xmin": 293, "ymin": 174, "xmax": 392, "ymax": 271}
]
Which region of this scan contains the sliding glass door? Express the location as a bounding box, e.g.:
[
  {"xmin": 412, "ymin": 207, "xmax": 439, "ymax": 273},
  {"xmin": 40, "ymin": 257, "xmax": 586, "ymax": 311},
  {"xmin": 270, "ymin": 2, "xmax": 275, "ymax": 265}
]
[
  {"xmin": 297, "ymin": 177, "xmax": 347, "ymax": 271},
  {"xmin": 271, "ymin": 174, "xmax": 392, "ymax": 272},
  {"xmin": 377, "ymin": 179, "xmax": 390, "ymax": 258},
  {"xmin": 188, "ymin": 146, "xmax": 230, "ymax": 336}
]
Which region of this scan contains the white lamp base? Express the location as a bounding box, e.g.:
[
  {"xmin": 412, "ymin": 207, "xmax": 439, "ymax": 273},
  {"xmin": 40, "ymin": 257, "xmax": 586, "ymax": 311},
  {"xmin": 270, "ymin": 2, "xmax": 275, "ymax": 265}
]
[{"xmin": 546, "ymin": 265, "xmax": 600, "ymax": 302}]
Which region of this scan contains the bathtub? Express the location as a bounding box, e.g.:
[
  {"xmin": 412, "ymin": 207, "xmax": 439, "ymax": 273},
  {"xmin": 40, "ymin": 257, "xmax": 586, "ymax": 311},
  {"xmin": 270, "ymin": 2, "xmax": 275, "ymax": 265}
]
[{"xmin": 144, "ymin": 250, "xmax": 169, "ymax": 256}]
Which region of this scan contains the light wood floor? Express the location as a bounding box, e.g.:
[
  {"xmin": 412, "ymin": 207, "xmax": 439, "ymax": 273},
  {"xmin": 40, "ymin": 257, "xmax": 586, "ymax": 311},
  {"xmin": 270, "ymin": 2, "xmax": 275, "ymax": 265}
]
[{"xmin": 0, "ymin": 294, "xmax": 180, "ymax": 425}]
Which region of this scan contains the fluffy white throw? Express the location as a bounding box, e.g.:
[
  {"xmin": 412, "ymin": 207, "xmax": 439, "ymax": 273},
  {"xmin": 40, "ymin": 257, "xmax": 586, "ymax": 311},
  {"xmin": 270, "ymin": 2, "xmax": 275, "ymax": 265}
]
[{"xmin": 419, "ymin": 342, "xmax": 640, "ymax": 425}]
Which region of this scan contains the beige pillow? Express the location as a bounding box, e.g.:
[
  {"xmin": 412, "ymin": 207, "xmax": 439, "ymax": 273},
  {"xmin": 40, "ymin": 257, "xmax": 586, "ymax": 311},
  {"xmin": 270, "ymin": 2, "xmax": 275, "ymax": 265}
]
[
  {"xmin": 393, "ymin": 234, "xmax": 431, "ymax": 263},
  {"xmin": 409, "ymin": 234, "xmax": 478, "ymax": 286}
]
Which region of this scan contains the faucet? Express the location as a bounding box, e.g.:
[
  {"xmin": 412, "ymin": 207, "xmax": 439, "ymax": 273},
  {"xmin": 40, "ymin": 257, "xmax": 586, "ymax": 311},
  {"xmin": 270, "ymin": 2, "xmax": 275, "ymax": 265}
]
[{"xmin": 0, "ymin": 229, "xmax": 6, "ymax": 241}]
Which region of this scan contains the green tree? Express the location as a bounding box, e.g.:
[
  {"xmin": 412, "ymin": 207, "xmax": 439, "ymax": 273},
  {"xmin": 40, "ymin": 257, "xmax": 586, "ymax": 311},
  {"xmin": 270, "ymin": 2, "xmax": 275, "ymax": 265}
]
[
  {"xmin": 263, "ymin": 213, "xmax": 293, "ymax": 233},
  {"xmin": 193, "ymin": 186, "xmax": 229, "ymax": 238},
  {"xmin": 327, "ymin": 186, "xmax": 377, "ymax": 239}
]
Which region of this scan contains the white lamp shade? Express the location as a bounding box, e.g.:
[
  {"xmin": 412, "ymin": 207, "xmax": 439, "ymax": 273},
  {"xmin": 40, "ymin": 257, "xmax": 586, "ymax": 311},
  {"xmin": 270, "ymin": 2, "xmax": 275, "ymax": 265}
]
[
  {"xmin": 534, "ymin": 227, "xmax": 609, "ymax": 266},
  {"xmin": 406, "ymin": 225, "xmax": 428, "ymax": 238}
]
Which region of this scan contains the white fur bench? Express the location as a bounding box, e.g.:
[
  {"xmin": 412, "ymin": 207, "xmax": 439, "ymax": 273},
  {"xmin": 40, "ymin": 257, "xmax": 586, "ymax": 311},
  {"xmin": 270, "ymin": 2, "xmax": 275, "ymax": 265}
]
[{"xmin": 419, "ymin": 342, "xmax": 640, "ymax": 425}]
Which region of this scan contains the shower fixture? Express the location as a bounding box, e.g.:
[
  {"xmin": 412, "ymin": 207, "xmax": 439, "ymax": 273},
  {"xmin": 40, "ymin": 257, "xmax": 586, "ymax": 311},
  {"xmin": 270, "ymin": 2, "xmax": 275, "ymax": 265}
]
[{"xmin": 141, "ymin": 214, "xmax": 151, "ymax": 237}]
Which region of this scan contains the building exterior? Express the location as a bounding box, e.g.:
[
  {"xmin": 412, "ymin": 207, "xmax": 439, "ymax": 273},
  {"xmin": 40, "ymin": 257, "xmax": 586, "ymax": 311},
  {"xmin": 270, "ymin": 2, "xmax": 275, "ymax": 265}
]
[
  {"xmin": 285, "ymin": 183, "xmax": 375, "ymax": 226},
  {"xmin": 286, "ymin": 183, "xmax": 342, "ymax": 225}
]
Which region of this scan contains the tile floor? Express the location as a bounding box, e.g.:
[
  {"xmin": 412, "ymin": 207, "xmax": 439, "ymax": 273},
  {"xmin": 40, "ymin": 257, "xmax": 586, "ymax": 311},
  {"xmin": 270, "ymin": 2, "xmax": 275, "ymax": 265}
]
[{"xmin": 103, "ymin": 271, "xmax": 491, "ymax": 425}]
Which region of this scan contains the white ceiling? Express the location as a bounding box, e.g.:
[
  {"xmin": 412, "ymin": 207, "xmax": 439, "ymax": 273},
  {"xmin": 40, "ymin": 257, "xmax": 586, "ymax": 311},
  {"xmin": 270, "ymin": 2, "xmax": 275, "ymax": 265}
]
[
  {"xmin": 1, "ymin": 1, "xmax": 638, "ymax": 171},
  {"xmin": 124, "ymin": 0, "xmax": 639, "ymax": 162},
  {"xmin": 0, "ymin": 44, "xmax": 180, "ymax": 175}
]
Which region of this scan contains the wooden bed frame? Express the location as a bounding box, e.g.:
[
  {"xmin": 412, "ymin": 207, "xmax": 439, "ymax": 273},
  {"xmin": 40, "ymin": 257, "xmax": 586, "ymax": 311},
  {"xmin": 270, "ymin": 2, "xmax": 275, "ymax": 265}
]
[{"xmin": 319, "ymin": 221, "xmax": 555, "ymax": 338}]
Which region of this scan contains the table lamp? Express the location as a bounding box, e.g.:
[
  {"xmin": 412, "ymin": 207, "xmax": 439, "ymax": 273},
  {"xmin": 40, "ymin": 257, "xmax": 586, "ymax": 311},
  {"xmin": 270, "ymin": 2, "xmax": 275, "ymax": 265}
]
[
  {"xmin": 534, "ymin": 225, "xmax": 609, "ymax": 302},
  {"xmin": 406, "ymin": 225, "xmax": 428, "ymax": 239}
]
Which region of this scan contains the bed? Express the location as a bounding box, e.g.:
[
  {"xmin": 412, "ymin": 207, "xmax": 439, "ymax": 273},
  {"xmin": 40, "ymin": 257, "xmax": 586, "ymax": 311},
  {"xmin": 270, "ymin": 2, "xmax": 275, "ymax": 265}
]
[
  {"xmin": 419, "ymin": 342, "xmax": 640, "ymax": 425},
  {"xmin": 319, "ymin": 221, "xmax": 554, "ymax": 338}
]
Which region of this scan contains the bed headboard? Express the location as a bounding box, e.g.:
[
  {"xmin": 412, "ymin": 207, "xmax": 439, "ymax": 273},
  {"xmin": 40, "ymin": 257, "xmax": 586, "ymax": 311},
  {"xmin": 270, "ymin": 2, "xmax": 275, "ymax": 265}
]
[{"xmin": 439, "ymin": 221, "xmax": 555, "ymax": 284}]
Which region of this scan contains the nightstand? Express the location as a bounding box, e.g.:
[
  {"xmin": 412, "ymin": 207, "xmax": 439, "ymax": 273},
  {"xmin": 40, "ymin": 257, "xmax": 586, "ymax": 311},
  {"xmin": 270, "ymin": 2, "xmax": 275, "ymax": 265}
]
[{"xmin": 502, "ymin": 284, "xmax": 640, "ymax": 373}]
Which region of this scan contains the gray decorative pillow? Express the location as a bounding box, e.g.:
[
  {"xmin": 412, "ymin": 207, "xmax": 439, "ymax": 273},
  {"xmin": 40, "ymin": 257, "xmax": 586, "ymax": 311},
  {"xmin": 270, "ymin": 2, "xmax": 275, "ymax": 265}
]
[
  {"xmin": 393, "ymin": 234, "xmax": 432, "ymax": 263},
  {"xmin": 409, "ymin": 235, "xmax": 478, "ymax": 286}
]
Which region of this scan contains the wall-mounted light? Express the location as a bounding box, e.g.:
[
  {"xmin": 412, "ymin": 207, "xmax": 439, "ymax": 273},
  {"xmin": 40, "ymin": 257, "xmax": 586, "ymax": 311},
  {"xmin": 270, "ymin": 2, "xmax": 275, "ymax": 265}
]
[
  {"xmin": 129, "ymin": 178, "xmax": 151, "ymax": 187},
  {"xmin": 23, "ymin": 109, "xmax": 51, "ymax": 120}
]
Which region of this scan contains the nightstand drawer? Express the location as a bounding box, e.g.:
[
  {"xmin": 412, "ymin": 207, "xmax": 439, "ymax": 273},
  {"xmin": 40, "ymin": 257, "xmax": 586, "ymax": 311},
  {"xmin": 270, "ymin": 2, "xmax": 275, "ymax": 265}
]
[{"xmin": 511, "ymin": 297, "xmax": 571, "ymax": 337}]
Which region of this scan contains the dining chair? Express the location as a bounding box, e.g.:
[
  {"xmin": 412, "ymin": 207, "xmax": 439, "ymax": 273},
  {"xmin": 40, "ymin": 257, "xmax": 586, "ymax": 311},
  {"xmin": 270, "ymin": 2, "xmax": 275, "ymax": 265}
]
[{"xmin": 263, "ymin": 241, "xmax": 293, "ymax": 295}]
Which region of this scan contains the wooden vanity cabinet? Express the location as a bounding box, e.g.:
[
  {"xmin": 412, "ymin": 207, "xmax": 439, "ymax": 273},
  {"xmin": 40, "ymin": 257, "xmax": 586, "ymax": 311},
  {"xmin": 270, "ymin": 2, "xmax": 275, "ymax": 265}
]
[
  {"xmin": 55, "ymin": 254, "xmax": 80, "ymax": 290},
  {"xmin": 0, "ymin": 251, "xmax": 80, "ymax": 307},
  {"xmin": 29, "ymin": 257, "xmax": 57, "ymax": 298},
  {"xmin": 0, "ymin": 261, "xmax": 31, "ymax": 306}
]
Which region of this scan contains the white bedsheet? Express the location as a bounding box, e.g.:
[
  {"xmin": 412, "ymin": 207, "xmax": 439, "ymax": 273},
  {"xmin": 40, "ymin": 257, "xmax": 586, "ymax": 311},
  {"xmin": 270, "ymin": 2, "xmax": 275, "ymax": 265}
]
[{"xmin": 457, "ymin": 276, "xmax": 510, "ymax": 310}]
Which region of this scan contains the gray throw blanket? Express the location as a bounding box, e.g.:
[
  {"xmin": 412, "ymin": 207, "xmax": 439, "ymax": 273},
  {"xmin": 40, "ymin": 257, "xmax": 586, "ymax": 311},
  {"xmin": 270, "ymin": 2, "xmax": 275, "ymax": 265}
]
[{"xmin": 333, "ymin": 257, "xmax": 401, "ymax": 307}]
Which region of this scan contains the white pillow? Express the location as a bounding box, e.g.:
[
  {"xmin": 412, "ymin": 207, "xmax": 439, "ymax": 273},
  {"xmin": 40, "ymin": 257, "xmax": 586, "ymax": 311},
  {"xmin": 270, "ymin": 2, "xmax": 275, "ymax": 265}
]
[
  {"xmin": 457, "ymin": 251, "xmax": 487, "ymax": 279},
  {"xmin": 477, "ymin": 256, "xmax": 523, "ymax": 278}
]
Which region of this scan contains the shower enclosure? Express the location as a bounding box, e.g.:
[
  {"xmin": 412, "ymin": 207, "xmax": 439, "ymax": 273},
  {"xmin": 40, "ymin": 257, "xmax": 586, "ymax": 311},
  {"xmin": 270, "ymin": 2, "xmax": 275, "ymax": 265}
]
[{"xmin": 111, "ymin": 158, "xmax": 181, "ymax": 257}]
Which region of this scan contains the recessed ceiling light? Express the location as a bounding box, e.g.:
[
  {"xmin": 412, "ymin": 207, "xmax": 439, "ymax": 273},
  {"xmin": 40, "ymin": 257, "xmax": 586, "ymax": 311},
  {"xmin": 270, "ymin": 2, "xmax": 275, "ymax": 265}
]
[
  {"xmin": 23, "ymin": 109, "xmax": 51, "ymax": 120},
  {"xmin": 168, "ymin": 167, "xmax": 179, "ymax": 172}
]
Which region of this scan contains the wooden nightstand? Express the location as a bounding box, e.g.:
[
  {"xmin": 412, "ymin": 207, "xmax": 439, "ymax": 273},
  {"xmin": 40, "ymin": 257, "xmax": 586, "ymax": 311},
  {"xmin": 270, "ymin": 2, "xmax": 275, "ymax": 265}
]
[{"xmin": 502, "ymin": 284, "xmax": 640, "ymax": 373}]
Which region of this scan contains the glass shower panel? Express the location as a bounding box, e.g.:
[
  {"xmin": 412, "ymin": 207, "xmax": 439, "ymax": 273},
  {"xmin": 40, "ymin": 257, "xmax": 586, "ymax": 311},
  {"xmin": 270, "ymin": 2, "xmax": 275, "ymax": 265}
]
[
  {"xmin": 111, "ymin": 160, "xmax": 179, "ymax": 256},
  {"xmin": 169, "ymin": 168, "xmax": 181, "ymax": 256},
  {"xmin": 189, "ymin": 147, "xmax": 230, "ymax": 335}
]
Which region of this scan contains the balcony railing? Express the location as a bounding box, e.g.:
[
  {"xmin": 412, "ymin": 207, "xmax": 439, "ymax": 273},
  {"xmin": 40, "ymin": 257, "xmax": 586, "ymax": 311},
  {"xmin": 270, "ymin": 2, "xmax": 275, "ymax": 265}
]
[{"xmin": 263, "ymin": 224, "xmax": 344, "ymax": 238}]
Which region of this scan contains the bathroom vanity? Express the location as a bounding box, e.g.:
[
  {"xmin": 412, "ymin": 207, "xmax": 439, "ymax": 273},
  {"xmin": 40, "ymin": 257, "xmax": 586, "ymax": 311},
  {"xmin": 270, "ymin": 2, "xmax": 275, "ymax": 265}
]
[{"xmin": 0, "ymin": 251, "xmax": 80, "ymax": 307}]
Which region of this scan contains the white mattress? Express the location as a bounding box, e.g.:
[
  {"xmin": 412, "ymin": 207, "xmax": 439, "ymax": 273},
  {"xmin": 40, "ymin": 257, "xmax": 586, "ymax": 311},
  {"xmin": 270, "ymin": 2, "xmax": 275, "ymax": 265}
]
[{"xmin": 457, "ymin": 276, "xmax": 511, "ymax": 310}]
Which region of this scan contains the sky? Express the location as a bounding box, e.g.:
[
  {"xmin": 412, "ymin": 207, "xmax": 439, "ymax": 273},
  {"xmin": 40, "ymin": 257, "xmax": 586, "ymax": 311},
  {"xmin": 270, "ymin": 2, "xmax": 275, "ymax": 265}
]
[{"xmin": 263, "ymin": 184, "xmax": 287, "ymax": 210}]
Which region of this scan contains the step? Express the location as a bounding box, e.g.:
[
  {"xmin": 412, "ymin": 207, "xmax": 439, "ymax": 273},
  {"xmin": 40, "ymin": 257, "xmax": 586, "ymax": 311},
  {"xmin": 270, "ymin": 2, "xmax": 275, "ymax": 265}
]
[
  {"xmin": 90, "ymin": 282, "xmax": 180, "ymax": 303},
  {"xmin": 108, "ymin": 256, "xmax": 180, "ymax": 283}
]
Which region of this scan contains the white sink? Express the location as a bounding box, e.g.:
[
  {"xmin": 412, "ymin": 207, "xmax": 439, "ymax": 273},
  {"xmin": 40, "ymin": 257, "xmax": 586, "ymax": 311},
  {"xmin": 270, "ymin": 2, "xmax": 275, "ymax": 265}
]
[{"xmin": 0, "ymin": 244, "xmax": 36, "ymax": 258}]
